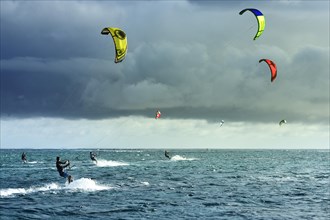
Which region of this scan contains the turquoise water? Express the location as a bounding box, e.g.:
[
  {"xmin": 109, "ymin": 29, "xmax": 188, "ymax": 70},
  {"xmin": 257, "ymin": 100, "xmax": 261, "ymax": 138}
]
[{"xmin": 1, "ymin": 149, "xmax": 329, "ymax": 219}]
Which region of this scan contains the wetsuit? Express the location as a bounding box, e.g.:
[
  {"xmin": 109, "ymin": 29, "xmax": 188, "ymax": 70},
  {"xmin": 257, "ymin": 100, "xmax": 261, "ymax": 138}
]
[
  {"xmin": 90, "ymin": 152, "xmax": 97, "ymax": 162},
  {"xmin": 21, "ymin": 153, "xmax": 27, "ymax": 163},
  {"xmin": 165, "ymin": 151, "xmax": 170, "ymax": 159},
  {"xmin": 56, "ymin": 160, "xmax": 70, "ymax": 178}
]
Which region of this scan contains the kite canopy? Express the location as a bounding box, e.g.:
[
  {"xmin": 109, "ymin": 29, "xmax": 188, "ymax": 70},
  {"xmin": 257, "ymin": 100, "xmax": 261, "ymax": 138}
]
[
  {"xmin": 239, "ymin": 8, "xmax": 265, "ymax": 40},
  {"xmin": 279, "ymin": 119, "xmax": 287, "ymax": 126},
  {"xmin": 101, "ymin": 27, "xmax": 128, "ymax": 63},
  {"xmin": 259, "ymin": 59, "xmax": 277, "ymax": 82}
]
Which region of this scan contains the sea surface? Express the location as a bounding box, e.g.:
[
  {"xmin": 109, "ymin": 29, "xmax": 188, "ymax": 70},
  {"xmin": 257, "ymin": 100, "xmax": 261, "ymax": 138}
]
[{"xmin": 0, "ymin": 149, "xmax": 329, "ymax": 219}]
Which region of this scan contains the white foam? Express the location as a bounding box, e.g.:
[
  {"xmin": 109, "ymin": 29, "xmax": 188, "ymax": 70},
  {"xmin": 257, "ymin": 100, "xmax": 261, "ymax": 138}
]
[
  {"xmin": 112, "ymin": 150, "xmax": 143, "ymax": 153},
  {"xmin": 170, "ymin": 155, "xmax": 198, "ymax": 161},
  {"xmin": 0, "ymin": 179, "xmax": 111, "ymax": 198},
  {"xmin": 0, "ymin": 188, "xmax": 26, "ymax": 197},
  {"xmin": 0, "ymin": 183, "xmax": 59, "ymax": 198},
  {"xmin": 65, "ymin": 178, "xmax": 111, "ymax": 191},
  {"xmin": 95, "ymin": 159, "xmax": 129, "ymax": 167},
  {"xmin": 26, "ymin": 161, "xmax": 39, "ymax": 164},
  {"xmin": 141, "ymin": 181, "xmax": 150, "ymax": 186}
]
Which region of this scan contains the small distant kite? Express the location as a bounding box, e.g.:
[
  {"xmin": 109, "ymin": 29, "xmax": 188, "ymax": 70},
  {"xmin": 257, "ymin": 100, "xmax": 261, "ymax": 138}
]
[
  {"xmin": 155, "ymin": 110, "xmax": 161, "ymax": 119},
  {"xmin": 239, "ymin": 8, "xmax": 265, "ymax": 40},
  {"xmin": 220, "ymin": 120, "xmax": 225, "ymax": 127},
  {"xmin": 101, "ymin": 27, "xmax": 128, "ymax": 63},
  {"xmin": 259, "ymin": 59, "xmax": 277, "ymax": 82},
  {"xmin": 279, "ymin": 119, "xmax": 287, "ymax": 126}
]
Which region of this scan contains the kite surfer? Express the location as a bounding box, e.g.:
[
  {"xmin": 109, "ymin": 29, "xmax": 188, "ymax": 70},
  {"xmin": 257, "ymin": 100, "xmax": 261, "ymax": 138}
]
[
  {"xmin": 165, "ymin": 150, "xmax": 171, "ymax": 159},
  {"xmin": 56, "ymin": 156, "xmax": 73, "ymax": 183},
  {"xmin": 21, "ymin": 152, "xmax": 27, "ymax": 163},
  {"xmin": 90, "ymin": 152, "xmax": 97, "ymax": 163},
  {"xmin": 155, "ymin": 110, "xmax": 161, "ymax": 119}
]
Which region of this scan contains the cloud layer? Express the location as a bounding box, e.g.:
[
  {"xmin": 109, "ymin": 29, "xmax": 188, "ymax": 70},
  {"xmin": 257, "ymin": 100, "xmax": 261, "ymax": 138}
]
[{"xmin": 1, "ymin": 1, "xmax": 329, "ymax": 126}]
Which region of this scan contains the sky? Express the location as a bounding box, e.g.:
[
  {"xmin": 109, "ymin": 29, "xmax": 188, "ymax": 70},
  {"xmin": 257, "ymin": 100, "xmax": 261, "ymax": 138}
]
[{"xmin": 1, "ymin": 0, "xmax": 329, "ymax": 149}]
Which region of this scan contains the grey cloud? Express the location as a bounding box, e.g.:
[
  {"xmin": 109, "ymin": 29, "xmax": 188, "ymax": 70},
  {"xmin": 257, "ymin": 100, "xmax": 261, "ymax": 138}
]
[
  {"xmin": 1, "ymin": 1, "xmax": 127, "ymax": 59},
  {"xmin": 1, "ymin": 1, "xmax": 329, "ymax": 125},
  {"xmin": 1, "ymin": 43, "xmax": 328, "ymax": 124},
  {"xmin": 187, "ymin": 0, "xmax": 327, "ymax": 10}
]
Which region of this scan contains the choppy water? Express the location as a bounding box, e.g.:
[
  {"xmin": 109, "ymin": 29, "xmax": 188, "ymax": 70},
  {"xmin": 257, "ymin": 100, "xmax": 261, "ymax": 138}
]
[{"xmin": 0, "ymin": 149, "xmax": 329, "ymax": 219}]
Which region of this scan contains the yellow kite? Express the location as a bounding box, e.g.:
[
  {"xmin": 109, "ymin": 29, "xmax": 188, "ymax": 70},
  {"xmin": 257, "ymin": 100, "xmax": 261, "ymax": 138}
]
[{"xmin": 101, "ymin": 27, "xmax": 128, "ymax": 63}]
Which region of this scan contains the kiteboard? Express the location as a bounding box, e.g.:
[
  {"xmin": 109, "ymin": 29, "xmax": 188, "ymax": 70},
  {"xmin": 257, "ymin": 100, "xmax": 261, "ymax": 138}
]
[{"xmin": 68, "ymin": 175, "xmax": 73, "ymax": 183}]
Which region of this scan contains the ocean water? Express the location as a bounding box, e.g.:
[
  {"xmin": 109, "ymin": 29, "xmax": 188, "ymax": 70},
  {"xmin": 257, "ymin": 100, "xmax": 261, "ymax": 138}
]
[{"xmin": 0, "ymin": 149, "xmax": 329, "ymax": 219}]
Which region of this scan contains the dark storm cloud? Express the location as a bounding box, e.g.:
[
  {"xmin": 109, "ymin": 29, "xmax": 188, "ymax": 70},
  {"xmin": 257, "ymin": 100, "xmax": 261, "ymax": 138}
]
[
  {"xmin": 187, "ymin": 0, "xmax": 327, "ymax": 9},
  {"xmin": 1, "ymin": 1, "xmax": 329, "ymax": 124}
]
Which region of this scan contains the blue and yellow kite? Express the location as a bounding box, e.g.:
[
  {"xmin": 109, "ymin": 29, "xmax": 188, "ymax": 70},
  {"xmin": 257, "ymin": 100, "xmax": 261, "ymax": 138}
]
[{"xmin": 239, "ymin": 8, "xmax": 265, "ymax": 40}]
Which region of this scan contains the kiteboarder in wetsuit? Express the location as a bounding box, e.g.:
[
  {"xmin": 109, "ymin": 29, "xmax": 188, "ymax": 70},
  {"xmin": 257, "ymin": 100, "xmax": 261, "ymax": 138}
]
[
  {"xmin": 165, "ymin": 150, "xmax": 171, "ymax": 159},
  {"xmin": 56, "ymin": 156, "xmax": 73, "ymax": 183},
  {"xmin": 21, "ymin": 152, "xmax": 27, "ymax": 163},
  {"xmin": 90, "ymin": 152, "xmax": 97, "ymax": 163}
]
